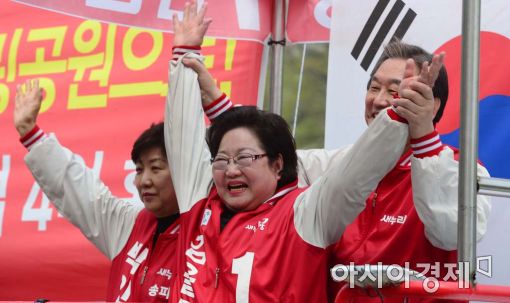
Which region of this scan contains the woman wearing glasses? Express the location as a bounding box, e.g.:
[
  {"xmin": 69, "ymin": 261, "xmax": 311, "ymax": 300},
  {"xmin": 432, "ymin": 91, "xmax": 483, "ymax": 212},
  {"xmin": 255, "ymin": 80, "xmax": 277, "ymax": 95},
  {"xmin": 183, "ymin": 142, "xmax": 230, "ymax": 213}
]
[{"xmin": 165, "ymin": 2, "xmax": 441, "ymax": 302}]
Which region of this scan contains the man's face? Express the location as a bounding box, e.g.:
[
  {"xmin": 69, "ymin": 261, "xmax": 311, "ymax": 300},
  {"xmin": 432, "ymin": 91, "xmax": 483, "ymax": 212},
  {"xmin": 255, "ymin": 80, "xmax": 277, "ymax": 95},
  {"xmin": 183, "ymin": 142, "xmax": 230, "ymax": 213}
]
[{"xmin": 364, "ymin": 58, "xmax": 414, "ymax": 125}]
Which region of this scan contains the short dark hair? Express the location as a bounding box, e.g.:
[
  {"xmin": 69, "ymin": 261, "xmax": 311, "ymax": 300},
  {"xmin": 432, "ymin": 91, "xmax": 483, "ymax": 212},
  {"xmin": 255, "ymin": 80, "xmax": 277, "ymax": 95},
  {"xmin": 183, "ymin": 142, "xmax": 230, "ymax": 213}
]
[
  {"xmin": 369, "ymin": 41, "xmax": 449, "ymax": 123},
  {"xmin": 207, "ymin": 106, "xmax": 298, "ymax": 189},
  {"xmin": 131, "ymin": 122, "xmax": 166, "ymax": 163}
]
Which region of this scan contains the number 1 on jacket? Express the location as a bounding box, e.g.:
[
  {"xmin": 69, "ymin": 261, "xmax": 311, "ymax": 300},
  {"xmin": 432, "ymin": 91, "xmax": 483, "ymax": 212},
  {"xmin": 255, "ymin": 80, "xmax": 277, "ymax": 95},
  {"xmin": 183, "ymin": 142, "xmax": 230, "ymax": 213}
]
[{"xmin": 232, "ymin": 252, "xmax": 255, "ymax": 303}]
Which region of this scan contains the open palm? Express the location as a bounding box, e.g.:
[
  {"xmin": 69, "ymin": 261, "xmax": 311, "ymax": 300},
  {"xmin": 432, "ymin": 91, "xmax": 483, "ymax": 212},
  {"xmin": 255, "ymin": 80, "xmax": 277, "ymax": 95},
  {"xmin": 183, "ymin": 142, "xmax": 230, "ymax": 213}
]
[
  {"xmin": 14, "ymin": 79, "xmax": 43, "ymax": 137},
  {"xmin": 172, "ymin": 1, "xmax": 211, "ymax": 46}
]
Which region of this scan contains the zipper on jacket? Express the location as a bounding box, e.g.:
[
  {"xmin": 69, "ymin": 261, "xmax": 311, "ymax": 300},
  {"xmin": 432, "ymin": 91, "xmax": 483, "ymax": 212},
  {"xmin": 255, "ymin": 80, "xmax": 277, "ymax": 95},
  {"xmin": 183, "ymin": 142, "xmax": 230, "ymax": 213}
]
[
  {"xmin": 214, "ymin": 267, "xmax": 220, "ymax": 288},
  {"xmin": 140, "ymin": 265, "xmax": 149, "ymax": 285}
]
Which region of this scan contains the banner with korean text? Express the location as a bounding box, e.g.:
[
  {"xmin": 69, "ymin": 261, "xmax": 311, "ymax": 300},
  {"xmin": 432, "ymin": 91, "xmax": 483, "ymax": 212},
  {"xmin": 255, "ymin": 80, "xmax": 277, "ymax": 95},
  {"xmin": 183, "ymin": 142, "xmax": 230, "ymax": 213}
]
[
  {"xmin": 14, "ymin": 0, "xmax": 274, "ymax": 42},
  {"xmin": 0, "ymin": 0, "xmax": 264, "ymax": 300},
  {"xmin": 14, "ymin": 0, "xmax": 334, "ymax": 43}
]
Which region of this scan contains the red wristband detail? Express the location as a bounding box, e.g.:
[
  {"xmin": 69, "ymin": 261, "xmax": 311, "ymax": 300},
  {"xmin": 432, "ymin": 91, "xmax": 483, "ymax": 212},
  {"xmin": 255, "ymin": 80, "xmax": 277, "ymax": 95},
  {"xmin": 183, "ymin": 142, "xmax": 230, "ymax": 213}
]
[
  {"xmin": 172, "ymin": 45, "xmax": 201, "ymax": 51},
  {"xmin": 387, "ymin": 107, "xmax": 408, "ymax": 124},
  {"xmin": 411, "ymin": 130, "xmax": 444, "ymax": 158},
  {"xmin": 204, "ymin": 93, "xmax": 227, "ymax": 111},
  {"xmin": 410, "ymin": 130, "xmax": 439, "ymax": 144},
  {"xmin": 20, "ymin": 125, "xmax": 46, "ymax": 150},
  {"xmin": 172, "ymin": 46, "xmax": 201, "ymax": 61},
  {"xmin": 20, "ymin": 125, "xmax": 40, "ymax": 143},
  {"xmin": 204, "ymin": 93, "xmax": 233, "ymax": 120}
]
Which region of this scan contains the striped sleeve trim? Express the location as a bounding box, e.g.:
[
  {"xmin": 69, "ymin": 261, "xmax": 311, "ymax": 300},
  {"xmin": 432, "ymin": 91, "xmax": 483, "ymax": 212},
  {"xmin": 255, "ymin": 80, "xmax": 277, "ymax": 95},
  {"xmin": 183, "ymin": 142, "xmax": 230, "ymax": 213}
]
[
  {"xmin": 172, "ymin": 45, "xmax": 201, "ymax": 61},
  {"xmin": 204, "ymin": 93, "xmax": 233, "ymax": 120},
  {"xmin": 386, "ymin": 107, "xmax": 408, "ymax": 124},
  {"xmin": 19, "ymin": 125, "xmax": 47, "ymax": 150},
  {"xmin": 410, "ymin": 130, "xmax": 444, "ymax": 158}
]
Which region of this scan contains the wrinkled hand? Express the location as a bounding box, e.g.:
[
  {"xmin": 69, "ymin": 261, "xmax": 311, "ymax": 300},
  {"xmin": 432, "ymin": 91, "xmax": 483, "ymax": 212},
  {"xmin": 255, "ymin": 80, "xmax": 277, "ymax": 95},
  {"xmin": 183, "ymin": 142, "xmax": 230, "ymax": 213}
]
[
  {"xmin": 393, "ymin": 53, "xmax": 445, "ymax": 138},
  {"xmin": 14, "ymin": 79, "xmax": 43, "ymax": 137},
  {"xmin": 183, "ymin": 57, "xmax": 222, "ymax": 106},
  {"xmin": 173, "ymin": 1, "xmax": 212, "ymax": 46}
]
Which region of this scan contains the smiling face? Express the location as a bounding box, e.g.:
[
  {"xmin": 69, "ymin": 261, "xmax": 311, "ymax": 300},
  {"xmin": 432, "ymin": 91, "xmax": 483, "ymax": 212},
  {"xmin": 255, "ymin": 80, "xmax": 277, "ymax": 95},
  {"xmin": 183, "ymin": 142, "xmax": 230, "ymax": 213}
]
[
  {"xmin": 365, "ymin": 58, "xmax": 413, "ymax": 125},
  {"xmin": 134, "ymin": 146, "xmax": 177, "ymax": 217},
  {"xmin": 212, "ymin": 127, "xmax": 283, "ymax": 212}
]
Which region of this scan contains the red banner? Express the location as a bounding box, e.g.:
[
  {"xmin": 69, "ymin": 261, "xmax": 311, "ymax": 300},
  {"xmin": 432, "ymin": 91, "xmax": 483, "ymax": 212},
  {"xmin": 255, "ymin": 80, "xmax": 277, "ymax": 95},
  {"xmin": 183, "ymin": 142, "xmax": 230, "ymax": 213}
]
[
  {"xmin": 287, "ymin": 0, "xmax": 332, "ymax": 43},
  {"xmin": 14, "ymin": 0, "xmax": 333, "ymax": 43},
  {"xmin": 14, "ymin": 0, "xmax": 273, "ymax": 42},
  {"xmin": 0, "ymin": 1, "xmax": 263, "ymax": 300}
]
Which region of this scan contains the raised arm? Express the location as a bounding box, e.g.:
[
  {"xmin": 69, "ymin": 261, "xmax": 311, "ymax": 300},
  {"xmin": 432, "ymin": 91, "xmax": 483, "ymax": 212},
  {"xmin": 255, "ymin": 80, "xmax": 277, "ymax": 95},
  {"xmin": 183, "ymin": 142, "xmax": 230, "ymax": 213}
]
[
  {"xmin": 14, "ymin": 79, "xmax": 141, "ymax": 259},
  {"xmin": 293, "ymin": 108, "xmax": 409, "ymax": 248},
  {"xmin": 295, "ymin": 148, "xmax": 351, "ymax": 187},
  {"xmin": 180, "ymin": 55, "xmax": 223, "ymax": 108},
  {"xmin": 165, "ymin": 1, "xmax": 214, "ymax": 212},
  {"xmin": 293, "ymin": 55, "xmax": 449, "ymax": 248},
  {"xmin": 393, "ymin": 55, "xmax": 491, "ymax": 249}
]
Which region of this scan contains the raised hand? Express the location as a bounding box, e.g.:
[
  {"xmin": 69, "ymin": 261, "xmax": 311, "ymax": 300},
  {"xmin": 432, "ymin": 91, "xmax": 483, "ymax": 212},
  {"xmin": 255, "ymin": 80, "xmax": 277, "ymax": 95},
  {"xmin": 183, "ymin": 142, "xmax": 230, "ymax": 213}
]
[
  {"xmin": 172, "ymin": 1, "xmax": 212, "ymax": 47},
  {"xmin": 393, "ymin": 53, "xmax": 445, "ymax": 138},
  {"xmin": 14, "ymin": 79, "xmax": 43, "ymax": 137},
  {"xmin": 400, "ymin": 52, "xmax": 445, "ymax": 90},
  {"xmin": 418, "ymin": 52, "xmax": 445, "ymax": 88},
  {"xmin": 392, "ymin": 77, "xmax": 436, "ymax": 138}
]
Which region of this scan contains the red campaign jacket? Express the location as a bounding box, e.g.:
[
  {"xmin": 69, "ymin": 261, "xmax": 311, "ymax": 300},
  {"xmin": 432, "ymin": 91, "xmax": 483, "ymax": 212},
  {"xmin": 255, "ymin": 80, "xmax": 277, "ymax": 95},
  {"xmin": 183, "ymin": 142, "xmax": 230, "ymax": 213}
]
[
  {"xmin": 327, "ymin": 149, "xmax": 461, "ymax": 303},
  {"xmin": 108, "ymin": 209, "xmax": 179, "ymax": 302},
  {"xmin": 171, "ymin": 185, "xmax": 329, "ymax": 303},
  {"xmin": 20, "ymin": 130, "xmax": 180, "ymax": 303}
]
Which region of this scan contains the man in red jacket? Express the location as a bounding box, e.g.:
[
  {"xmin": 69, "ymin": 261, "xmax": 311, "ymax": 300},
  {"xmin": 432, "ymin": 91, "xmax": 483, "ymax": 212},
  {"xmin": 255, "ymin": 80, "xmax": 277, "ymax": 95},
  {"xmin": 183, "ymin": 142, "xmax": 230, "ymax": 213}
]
[{"xmin": 324, "ymin": 41, "xmax": 491, "ymax": 302}]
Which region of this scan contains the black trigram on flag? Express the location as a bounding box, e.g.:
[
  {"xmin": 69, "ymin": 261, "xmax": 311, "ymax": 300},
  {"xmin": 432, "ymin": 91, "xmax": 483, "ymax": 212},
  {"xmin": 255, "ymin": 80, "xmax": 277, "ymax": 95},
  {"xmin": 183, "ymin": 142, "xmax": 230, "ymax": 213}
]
[{"xmin": 351, "ymin": 0, "xmax": 416, "ymax": 71}]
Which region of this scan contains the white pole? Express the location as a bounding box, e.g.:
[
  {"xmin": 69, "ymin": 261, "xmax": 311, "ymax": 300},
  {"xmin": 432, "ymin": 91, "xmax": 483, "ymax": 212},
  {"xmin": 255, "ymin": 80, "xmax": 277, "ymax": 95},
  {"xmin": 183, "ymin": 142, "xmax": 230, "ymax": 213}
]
[
  {"xmin": 269, "ymin": 0, "xmax": 285, "ymax": 115},
  {"xmin": 458, "ymin": 0, "xmax": 481, "ymax": 287},
  {"xmin": 478, "ymin": 177, "xmax": 510, "ymax": 198}
]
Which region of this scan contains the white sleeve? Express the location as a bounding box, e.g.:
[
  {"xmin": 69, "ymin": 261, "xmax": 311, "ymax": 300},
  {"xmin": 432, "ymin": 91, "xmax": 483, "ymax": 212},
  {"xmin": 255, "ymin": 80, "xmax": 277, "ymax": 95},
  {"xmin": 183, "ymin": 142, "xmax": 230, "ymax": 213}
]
[
  {"xmin": 296, "ymin": 147, "xmax": 352, "ymax": 188},
  {"xmin": 293, "ymin": 108, "xmax": 408, "ymax": 248},
  {"xmin": 411, "ymin": 147, "xmax": 492, "ymax": 250},
  {"xmin": 164, "ymin": 55, "xmax": 212, "ymax": 213},
  {"xmin": 24, "ymin": 135, "xmax": 143, "ymax": 260}
]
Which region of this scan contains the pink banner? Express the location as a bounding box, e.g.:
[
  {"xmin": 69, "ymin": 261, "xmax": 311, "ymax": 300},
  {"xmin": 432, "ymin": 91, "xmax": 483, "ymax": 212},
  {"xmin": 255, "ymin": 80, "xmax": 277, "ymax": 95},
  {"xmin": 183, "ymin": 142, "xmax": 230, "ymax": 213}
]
[
  {"xmin": 15, "ymin": 0, "xmax": 333, "ymax": 43},
  {"xmin": 14, "ymin": 0, "xmax": 273, "ymax": 43},
  {"xmin": 287, "ymin": 0, "xmax": 332, "ymax": 43}
]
